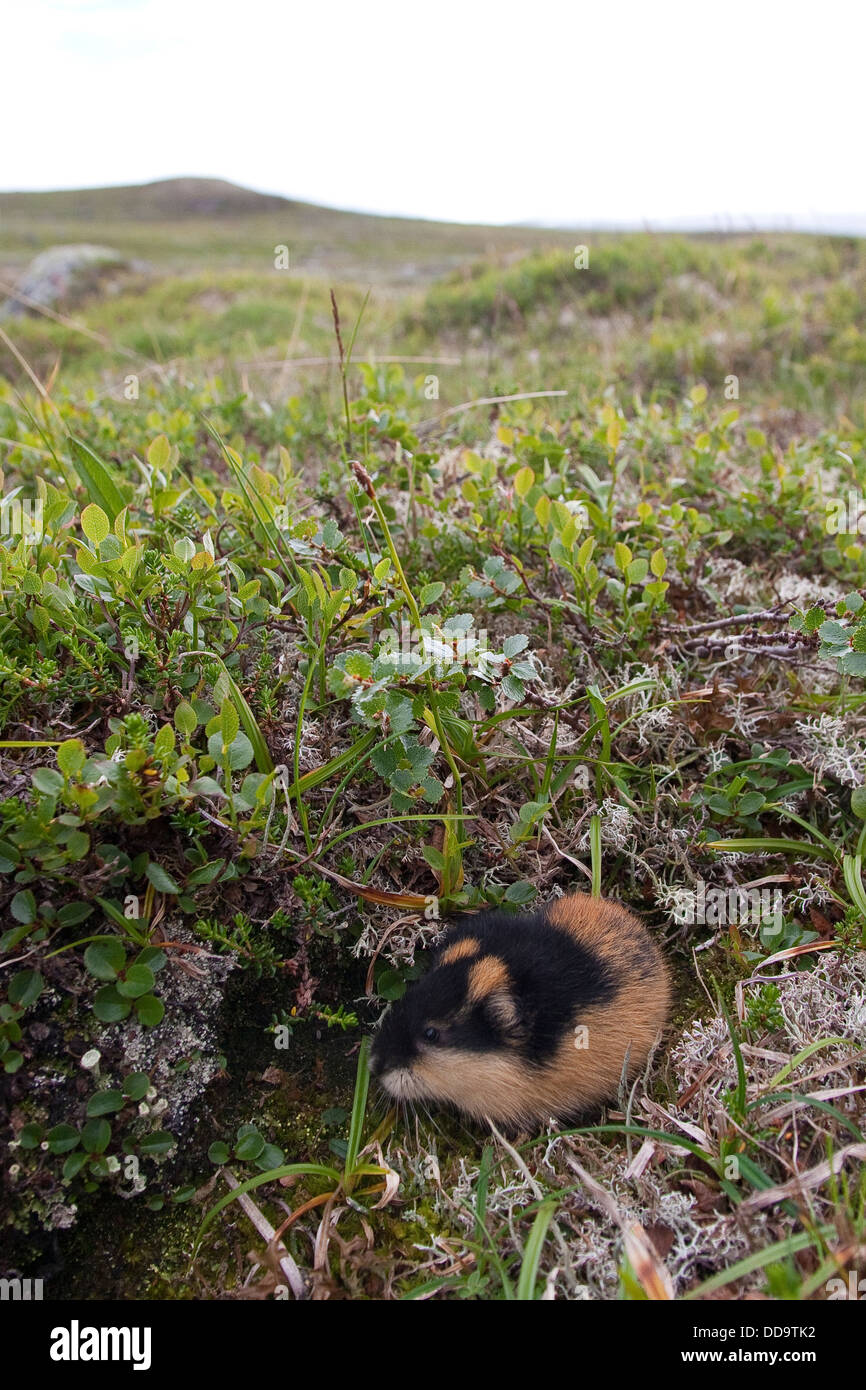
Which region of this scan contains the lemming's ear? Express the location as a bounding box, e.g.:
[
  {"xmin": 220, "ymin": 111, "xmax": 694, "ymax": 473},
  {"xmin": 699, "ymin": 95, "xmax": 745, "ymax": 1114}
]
[{"xmin": 485, "ymin": 988, "xmax": 526, "ymax": 1042}]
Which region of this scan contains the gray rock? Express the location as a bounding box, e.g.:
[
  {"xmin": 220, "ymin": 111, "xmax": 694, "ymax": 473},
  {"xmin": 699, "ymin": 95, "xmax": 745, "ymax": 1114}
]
[{"xmin": 0, "ymin": 244, "xmax": 148, "ymax": 319}]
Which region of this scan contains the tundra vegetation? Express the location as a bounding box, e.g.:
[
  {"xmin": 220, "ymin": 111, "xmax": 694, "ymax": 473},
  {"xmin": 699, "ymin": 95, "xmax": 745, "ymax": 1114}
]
[{"xmin": 1, "ymin": 185, "xmax": 865, "ymax": 1299}]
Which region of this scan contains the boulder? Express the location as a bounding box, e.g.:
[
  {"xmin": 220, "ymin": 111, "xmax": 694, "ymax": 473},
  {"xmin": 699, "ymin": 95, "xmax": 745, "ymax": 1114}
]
[{"xmin": 0, "ymin": 244, "xmax": 149, "ymax": 319}]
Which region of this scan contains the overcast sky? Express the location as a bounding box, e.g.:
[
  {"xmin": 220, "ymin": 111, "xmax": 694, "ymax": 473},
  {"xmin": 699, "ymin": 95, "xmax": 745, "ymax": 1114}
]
[{"xmin": 5, "ymin": 0, "xmax": 864, "ymax": 229}]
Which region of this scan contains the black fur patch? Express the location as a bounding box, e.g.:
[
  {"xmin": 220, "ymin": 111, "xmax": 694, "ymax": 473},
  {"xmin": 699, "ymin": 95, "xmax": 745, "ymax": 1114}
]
[{"xmin": 369, "ymin": 903, "xmax": 620, "ymax": 1074}]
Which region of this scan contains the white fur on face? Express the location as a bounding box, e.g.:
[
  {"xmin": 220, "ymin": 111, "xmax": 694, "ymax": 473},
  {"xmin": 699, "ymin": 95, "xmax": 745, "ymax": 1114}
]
[
  {"xmin": 401, "ymin": 1049, "xmax": 532, "ymax": 1126},
  {"xmin": 378, "ymin": 1067, "xmax": 426, "ymax": 1102}
]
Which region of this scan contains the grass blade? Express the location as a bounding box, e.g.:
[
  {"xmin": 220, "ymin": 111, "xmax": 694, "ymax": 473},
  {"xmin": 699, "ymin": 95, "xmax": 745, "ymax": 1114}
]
[
  {"xmin": 683, "ymin": 1226, "xmax": 833, "ymax": 1299},
  {"xmin": 69, "ymin": 437, "xmax": 127, "ymax": 521},
  {"xmin": 706, "ymin": 836, "xmax": 837, "ymax": 863},
  {"xmin": 516, "ymin": 1198, "xmax": 557, "ymax": 1299},
  {"xmin": 194, "ymin": 1162, "xmax": 342, "ymax": 1254},
  {"xmin": 344, "ymin": 1035, "xmax": 371, "ymax": 1182}
]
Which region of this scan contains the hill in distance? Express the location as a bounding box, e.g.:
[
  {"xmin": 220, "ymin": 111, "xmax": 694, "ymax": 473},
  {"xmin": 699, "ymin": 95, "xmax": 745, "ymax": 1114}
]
[
  {"xmin": 0, "ymin": 177, "xmax": 570, "ymax": 283},
  {"xmin": 0, "ymin": 177, "xmax": 302, "ymax": 221}
]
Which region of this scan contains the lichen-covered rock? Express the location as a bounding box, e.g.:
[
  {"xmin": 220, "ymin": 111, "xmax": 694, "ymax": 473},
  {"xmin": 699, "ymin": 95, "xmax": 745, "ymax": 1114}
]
[
  {"xmin": 0, "ymin": 244, "xmax": 149, "ymax": 319},
  {"xmin": 2, "ymin": 920, "xmax": 236, "ymax": 1233}
]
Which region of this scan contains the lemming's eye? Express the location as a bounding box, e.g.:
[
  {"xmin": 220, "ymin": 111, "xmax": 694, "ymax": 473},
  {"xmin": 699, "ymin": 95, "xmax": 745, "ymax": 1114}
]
[{"xmin": 423, "ymin": 1026, "xmax": 440, "ymax": 1043}]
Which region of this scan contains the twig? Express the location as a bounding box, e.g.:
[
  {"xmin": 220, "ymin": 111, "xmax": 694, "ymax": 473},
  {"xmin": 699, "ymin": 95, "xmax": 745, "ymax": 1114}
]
[
  {"xmin": 415, "ymin": 389, "xmax": 568, "ymax": 438},
  {"xmin": 661, "ymin": 606, "xmax": 792, "ymax": 635},
  {"xmin": 220, "ymin": 1169, "xmax": 306, "ymax": 1298}
]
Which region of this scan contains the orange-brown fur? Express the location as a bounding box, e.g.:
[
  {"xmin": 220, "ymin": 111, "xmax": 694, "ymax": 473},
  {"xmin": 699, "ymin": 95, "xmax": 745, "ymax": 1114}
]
[
  {"xmin": 375, "ymin": 893, "xmax": 671, "ymax": 1129},
  {"xmin": 467, "ymin": 955, "xmax": 511, "ymax": 1001},
  {"xmin": 439, "ymin": 937, "xmax": 480, "ymax": 966}
]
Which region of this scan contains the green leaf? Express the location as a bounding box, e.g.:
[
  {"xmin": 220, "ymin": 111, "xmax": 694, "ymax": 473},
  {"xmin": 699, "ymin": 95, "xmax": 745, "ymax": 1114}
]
[
  {"xmin": 185, "ymin": 859, "xmax": 226, "ymax": 887},
  {"xmin": 65, "ymin": 830, "xmax": 90, "ymax": 861},
  {"xmin": 626, "ymin": 557, "xmax": 648, "ymax": 584},
  {"xmin": 81, "ymin": 1118, "xmax": 111, "ymax": 1154},
  {"xmin": 208, "ymin": 1141, "xmax": 230, "ymax": 1165},
  {"xmin": 235, "ymin": 1131, "xmax": 265, "ymax": 1161},
  {"xmin": 57, "ymin": 738, "xmax": 86, "ymax": 779},
  {"xmin": 344, "ymin": 1034, "xmax": 371, "ymax": 1178},
  {"xmin": 122, "ymin": 1072, "xmax": 151, "ymax": 1101},
  {"xmin": 503, "ymin": 881, "xmax": 538, "ymax": 904},
  {"xmin": 376, "ymin": 969, "xmax": 406, "ymax": 1001},
  {"xmin": 255, "ymin": 1143, "xmax": 286, "ymax": 1171},
  {"xmin": 189, "ymin": 776, "xmax": 224, "ymax": 797},
  {"xmin": 514, "ymin": 466, "xmax": 535, "ymax": 498},
  {"xmin": 501, "ymin": 674, "xmax": 526, "ymax": 702},
  {"xmin": 614, "ymin": 541, "xmax": 632, "ymax": 572},
  {"xmin": 116, "ymin": 964, "xmax": 155, "ymax": 999},
  {"xmin": 419, "ymin": 582, "xmax": 446, "ymax": 609},
  {"xmin": 47, "ymin": 1123, "xmax": 80, "ymax": 1154},
  {"xmin": 803, "ymin": 605, "xmax": 826, "ymax": 632},
  {"xmin": 502, "ymin": 634, "xmax": 529, "ymax": 658},
  {"xmin": 135, "ymin": 994, "xmax": 165, "ymax": 1027},
  {"xmin": 851, "ymin": 788, "xmax": 866, "ymax": 821},
  {"xmin": 0, "ymin": 836, "xmax": 21, "ymax": 873},
  {"xmin": 10, "ymin": 890, "xmax": 36, "ymax": 925},
  {"xmin": 842, "ymin": 855, "xmax": 866, "ymax": 918},
  {"xmin": 138, "ymin": 1130, "xmax": 175, "ymax": 1156},
  {"xmin": 153, "ymin": 724, "xmax": 175, "ymax": 759},
  {"xmin": 92, "ymin": 984, "xmax": 131, "ymax": 1022},
  {"xmin": 32, "ymin": 767, "xmax": 65, "ymax": 796},
  {"xmin": 818, "ymin": 620, "xmax": 850, "ymax": 647},
  {"xmin": 322, "ymin": 1107, "xmax": 347, "ymax": 1126},
  {"xmin": 576, "ymin": 536, "xmax": 595, "ymax": 569},
  {"xmin": 200, "ymin": 655, "xmax": 272, "ymax": 773},
  {"xmin": 174, "ymin": 701, "xmax": 198, "ymax": 737},
  {"xmin": 80, "ymin": 503, "xmax": 110, "ymax": 546},
  {"xmin": 63, "ymin": 1152, "xmax": 89, "ymax": 1180},
  {"xmin": 145, "ymin": 862, "xmax": 180, "ymax": 894},
  {"xmin": 8, "ymin": 969, "xmax": 43, "ymax": 1007},
  {"xmin": 345, "ymin": 652, "xmax": 374, "ymax": 679},
  {"xmin": 207, "ymin": 730, "xmax": 254, "ymax": 771},
  {"xmin": 57, "ymin": 901, "xmax": 94, "ymax": 927},
  {"xmin": 86, "ymin": 1090, "xmax": 125, "ymax": 1117},
  {"xmin": 147, "ymin": 434, "xmax": 171, "ymax": 471},
  {"xmin": 95, "ymin": 895, "xmax": 133, "ymax": 929},
  {"xmin": 220, "ymin": 699, "xmax": 240, "ymax": 749},
  {"xmin": 84, "ymin": 937, "xmax": 127, "ymax": 981},
  {"xmin": 839, "ymin": 650, "xmax": 866, "ymax": 676},
  {"xmin": 135, "ymin": 947, "xmax": 167, "ymax": 973}
]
